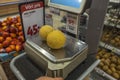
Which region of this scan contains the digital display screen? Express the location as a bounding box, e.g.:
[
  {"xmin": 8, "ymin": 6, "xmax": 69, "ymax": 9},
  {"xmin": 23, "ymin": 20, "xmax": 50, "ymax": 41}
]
[{"xmin": 50, "ymin": 0, "xmax": 82, "ymax": 8}]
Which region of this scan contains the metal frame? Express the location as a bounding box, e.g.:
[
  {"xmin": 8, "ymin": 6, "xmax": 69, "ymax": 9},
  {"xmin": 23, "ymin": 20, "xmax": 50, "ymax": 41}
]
[{"xmin": 86, "ymin": 0, "xmax": 109, "ymax": 54}]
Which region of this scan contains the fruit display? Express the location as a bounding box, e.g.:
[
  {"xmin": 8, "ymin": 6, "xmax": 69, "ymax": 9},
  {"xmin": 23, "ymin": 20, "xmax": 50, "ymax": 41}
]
[
  {"xmin": 96, "ymin": 48, "xmax": 120, "ymax": 79},
  {"xmin": 110, "ymin": 29, "xmax": 120, "ymax": 48},
  {"xmin": 96, "ymin": 2, "xmax": 120, "ymax": 80},
  {"xmin": 39, "ymin": 25, "xmax": 66, "ymax": 49},
  {"xmin": 101, "ymin": 31, "xmax": 112, "ymax": 42},
  {"xmin": 0, "ymin": 16, "xmax": 24, "ymax": 53},
  {"xmin": 101, "ymin": 27, "xmax": 118, "ymax": 43},
  {"xmin": 105, "ymin": 3, "xmax": 120, "ymax": 26},
  {"xmin": 101, "ymin": 26, "xmax": 120, "ymax": 48}
]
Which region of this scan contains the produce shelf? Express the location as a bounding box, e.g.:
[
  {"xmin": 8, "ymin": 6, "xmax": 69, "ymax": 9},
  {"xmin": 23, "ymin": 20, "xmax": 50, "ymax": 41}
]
[
  {"xmin": 0, "ymin": 0, "xmax": 35, "ymax": 16},
  {"xmin": 0, "ymin": 0, "xmax": 34, "ymax": 6},
  {"xmin": 109, "ymin": 0, "xmax": 120, "ymax": 3},
  {"xmin": 104, "ymin": 21, "xmax": 120, "ymax": 28},
  {"xmin": 95, "ymin": 67, "xmax": 117, "ymax": 80},
  {"xmin": 99, "ymin": 41, "xmax": 120, "ymax": 55}
]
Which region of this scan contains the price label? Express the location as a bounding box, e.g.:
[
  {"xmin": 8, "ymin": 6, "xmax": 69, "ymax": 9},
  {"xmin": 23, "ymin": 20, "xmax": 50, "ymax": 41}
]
[
  {"xmin": 27, "ymin": 24, "xmax": 40, "ymax": 36},
  {"xmin": 19, "ymin": 1, "xmax": 44, "ymax": 43},
  {"xmin": 100, "ymin": 42, "xmax": 105, "ymax": 47},
  {"xmin": 112, "ymin": 48, "xmax": 115, "ymax": 52},
  {"xmin": 104, "ymin": 44, "xmax": 108, "ymax": 48},
  {"xmin": 110, "ymin": 0, "xmax": 120, "ymax": 3},
  {"xmin": 49, "ymin": 7, "xmax": 60, "ymax": 15},
  {"xmin": 66, "ymin": 13, "xmax": 78, "ymax": 35},
  {"xmin": 107, "ymin": 45, "xmax": 113, "ymax": 50},
  {"xmin": 117, "ymin": 25, "xmax": 120, "ymax": 29},
  {"xmin": 113, "ymin": 48, "xmax": 120, "ymax": 55},
  {"xmin": 95, "ymin": 68, "xmax": 104, "ymax": 75},
  {"xmin": 45, "ymin": 13, "xmax": 53, "ymax": 26}
]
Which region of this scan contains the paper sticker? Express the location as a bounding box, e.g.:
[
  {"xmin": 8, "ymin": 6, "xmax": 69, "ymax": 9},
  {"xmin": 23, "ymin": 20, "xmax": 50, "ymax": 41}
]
[{"xmin": 66, "ymin": 13, "xmax": 78, "ymax": 35}]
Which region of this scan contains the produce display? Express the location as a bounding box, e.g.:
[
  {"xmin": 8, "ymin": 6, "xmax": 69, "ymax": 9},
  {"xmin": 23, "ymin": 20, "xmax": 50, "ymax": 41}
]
[
  {"xmin": 0, "ymin": 16, "xmax": 24, "ymax": 53},
  {"xmin": 39, "ymin": 25, "xmax": 66, "ymax": 49},
  {"xmin": 101, "ymin": 26, "xmax": 120, "ymax": 48},
  {"xmin": 110, "ymin": 30, "xmax": 120, "ymax": 48},
  {"xmin": 101, "ymin": 27, "xmax": 118, "ymax": 43},
  {"xmin": 105, "ymin": 3, "xmax": 120, "ymax": 26},
  {"xmin": 96, "ymin": 48, "xmax": 120, "ymax": 79},
  {"xmin": 96, "ymin": 2, "xmax": 120, "ymax": 80}
]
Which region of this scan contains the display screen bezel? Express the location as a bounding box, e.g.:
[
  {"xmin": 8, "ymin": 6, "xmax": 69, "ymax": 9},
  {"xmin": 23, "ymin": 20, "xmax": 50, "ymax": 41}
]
[{"xmin": 48, "ymin": 0, "xmax": 86, "ymax": 14}]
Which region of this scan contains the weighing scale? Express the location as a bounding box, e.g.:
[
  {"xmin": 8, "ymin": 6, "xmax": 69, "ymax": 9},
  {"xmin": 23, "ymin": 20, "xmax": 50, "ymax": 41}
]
[
  {"xmin": 23, "ymin": 0, "xmax": 88, "ymax": 78},
  {"xmin": 10, "ymin": 0, "xmax": 109, "ymax": 79}
]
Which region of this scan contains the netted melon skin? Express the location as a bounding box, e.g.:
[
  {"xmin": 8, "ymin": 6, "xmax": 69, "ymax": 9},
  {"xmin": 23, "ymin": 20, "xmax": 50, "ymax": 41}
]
[{"xmin": 47, "ymin": 30, "xmax": 66, "ymax": 49}]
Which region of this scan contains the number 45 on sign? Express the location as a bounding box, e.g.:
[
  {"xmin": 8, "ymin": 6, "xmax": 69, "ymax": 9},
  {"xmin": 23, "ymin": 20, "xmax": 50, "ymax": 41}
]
[{"xmin": 27, "ymin": 24, "xmax": 40, "ymax": 36}]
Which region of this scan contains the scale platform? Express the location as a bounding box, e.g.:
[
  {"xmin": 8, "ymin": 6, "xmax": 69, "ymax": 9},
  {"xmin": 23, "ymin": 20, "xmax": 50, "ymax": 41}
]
[{"xmin": 24, "ymin": 35, "xmax": 88, "ymax": 78}]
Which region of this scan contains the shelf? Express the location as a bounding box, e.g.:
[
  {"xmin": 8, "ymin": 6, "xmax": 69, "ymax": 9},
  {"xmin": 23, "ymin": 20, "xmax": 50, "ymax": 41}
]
[
  {"xmin": 104, "ymin": 21, "xmax": 120, "ymax": 28},
  {"xmin": 0, "ymin": 0, "xmax": 19, "ymax": 4},
  {"xmin": 116, "ymin": 25, "xmax": 120, "ymax": 28},
  {"xmin": 0, "ymin": 0, "xmax": 36, "ymax": 16},
  {"xmin": 104, "ymin": 21, "xmax": 115, "ymax": 27},
  {"xmin": 0, "ymin": 0, "xmax": 34, "ymax": 6},
  {"xmin": 109, "ymin": 0, "xmax": 120, "ymax": 3},
  {"xmin": 99, "ymin": 41, "xmax": 120, "ymax": 55},
  {"xmin": 95, "ymin": 67, "xmax": 117, "ymax": 80},
  {"xmin": 0, "ymin": 0, "xmax": 19, "ymax": 6},
  {"xmin": 104, "ymin": 16, "xmax": 120, "ymax": 28},
  {"xmin": 0, "ymin": 4, "xmax": 18, "ymax": 16},
  {"xmin": 99, "ymin": 42, "xmax": 106, "ymax": 47}
]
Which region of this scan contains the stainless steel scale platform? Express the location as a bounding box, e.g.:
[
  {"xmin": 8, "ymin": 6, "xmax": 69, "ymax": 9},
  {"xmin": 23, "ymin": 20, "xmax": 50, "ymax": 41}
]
[{"xmin": 24, "ymin": 35, "xmax": 88, "ymax": 78}]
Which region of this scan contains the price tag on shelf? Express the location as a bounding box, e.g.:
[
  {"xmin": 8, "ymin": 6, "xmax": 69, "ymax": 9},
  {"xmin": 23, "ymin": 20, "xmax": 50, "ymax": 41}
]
[
  {"xmin": 19, "ymin": 1, "xmax": 44, "ymax": 44},
  {"xmin": 107, "ymin": 45, "xmax": 113, "ymax": 51},
  {"xmin": 117, "ymin": 25, "xmax": 120, "ymax": 29},
  {"xmin": 95, "ymin": 68, "xmax": 117, "ymax": 80},
  {"xmin": 113, "ymin": 48, "xmax": 120, "ymax": 55},
  {"xmin": 99, "ymin": 42, "xmax": 105, "ymax": 47},
  {"xmin": 95, "ymin": 68, "xmax": 104, "ymax": 75},
  {"xmin": 104, "ymin": 44, "xmax": 109, "ymax": 49},
  {"xmin": 66, "ymin": 13, "xmax": 78, "ymax": 35},
  {"xmin": 111, "ymin": 48, "xmax": 115, "ymax": 52},
  {"xmin": 106, "ymin": 45, "xmax": 120, "ymax": 55},
  {"xmin": 110, "ymin": 0, "xmax": 120, "ymax": 3}
]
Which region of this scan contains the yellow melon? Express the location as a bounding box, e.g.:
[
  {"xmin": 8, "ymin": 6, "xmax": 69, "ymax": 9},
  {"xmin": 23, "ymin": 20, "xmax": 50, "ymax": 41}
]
[
  {"xmin": 39, "ymin": 25, "xmax": 53, "ymax": 40},
  {"xmin": 47, "ymin": 30, "xmax": 66, "ymax": 49}
]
